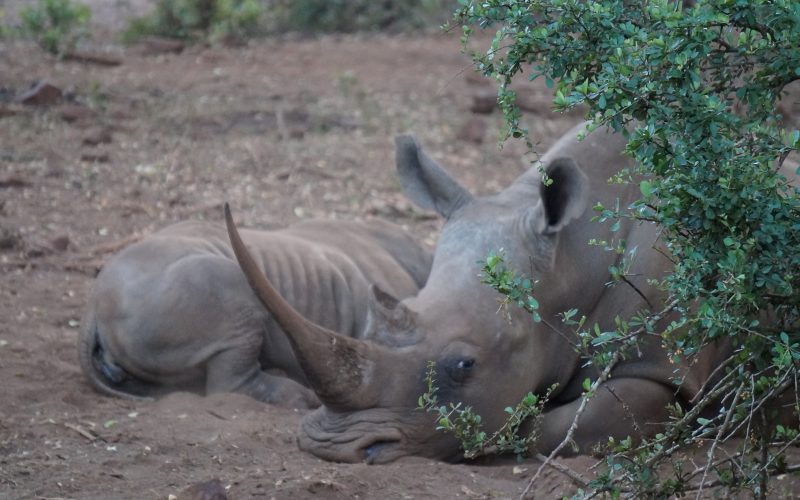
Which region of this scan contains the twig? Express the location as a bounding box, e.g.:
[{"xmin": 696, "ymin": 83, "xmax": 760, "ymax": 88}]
[
  {"xmin": 64, "ymin": 422, "xmax": 103, "ymax": 442},
  {"xmin": 758, "ymin": 411, "xmax": 769, "ymax": 500},
  {"xmin": 619, "ymin": 275, "xmax": 653, "ymax": 309},
  {"xmin": 520, "ymin": 300, "xmax": 679, "ymax": 499},
  {"xmin": 206, "ymin": 409, "xmax": 228, "ymax": 421},
  {"xmin": 695, "ymin": 382, "xmax": 744, "ymax": 499},
  {"xmin": 532, "ymin": 452, "xmax": 590, "ymax": 487},
  {"xmin": 642, "ymin": 377, "xmax": 738, "ymax": 467},
  {"xmin": 62, "ymin": 51, "xmax": 122, "ymax": 66},
  {"xmin": 61, "ymin": 259, "xmax": 104, "ymax": 275},
  {"xmin": 689, "ymin": 351, "xmax": 739, "ymax": 405},
  {"xmin": 87, "ymin": 234, "xmax": 144, "ymax": 256},
  {"xmin": 174, "ymin": 200, "xmax": 225, "ymax": 218},
  {"xmin": 520, "ymin": 348, "xmax": 624, "ymax": 499},
  {"xmin": 725, "ymin": 369, "xmax": 794, "ymax": 438}
]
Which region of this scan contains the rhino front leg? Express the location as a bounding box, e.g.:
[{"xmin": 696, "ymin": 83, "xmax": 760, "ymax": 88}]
[
  {"xmin": 536, "ymin": 377, "xmax": 674, "ymax": 456},
  {"xmin": 205, "ymin": 347, "xmax": 321, "ymax": 409}
]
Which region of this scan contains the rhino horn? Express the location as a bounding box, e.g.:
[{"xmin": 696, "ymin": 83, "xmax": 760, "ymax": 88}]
[{"xmin": 224, "ymin": 203, "xmax": 380, "ymax": 409}]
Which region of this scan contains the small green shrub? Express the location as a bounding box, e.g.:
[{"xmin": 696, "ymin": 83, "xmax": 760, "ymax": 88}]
[
  {"xmin": 0, "ymin": 9, "xmax": 10, "ymax": 39},
  {"xmin": 123, "ymin": 0, "xmax": 265, "ymax": 44},
  {"xmin": 124, "ymin": 0, "xmax": 455, "ymax": 44},
  {"xmin": 19, "ymin": 0, "xmax": 91, "ymax": 55},
  {"xmin": 276, "ymin": 0, "xmax": 455, "ymax": 34},
  {"xmin": 418, "ymin": 360, "xmax": 552, "ymax": 460},
  {"xmin": 211, "ymin": 0, "xmax": 264, "ymax": 42}
]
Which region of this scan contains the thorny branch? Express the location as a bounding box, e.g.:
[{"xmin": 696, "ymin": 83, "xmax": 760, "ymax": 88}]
[
  {"xmin": 520, "ymin": 300, "xmax": 679, "ymax": 499},
  {"xmin": 521, "ymin": 347, "xmax": 624, "ymax": 499}
]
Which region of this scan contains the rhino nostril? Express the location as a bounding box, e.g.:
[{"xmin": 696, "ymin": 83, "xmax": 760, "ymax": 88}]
[{"xmin": 363, "ymin": 439, "xmax": 400, "ymax": 464}]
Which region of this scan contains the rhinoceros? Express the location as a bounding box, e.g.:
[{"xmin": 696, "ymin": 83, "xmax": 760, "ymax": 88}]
[
  {"xmin": 225, "ymin": 122, "xmax": 735, "ymax": 464},
  {"xmin": 79, "ymin": 217, "xmax": 432, "ymax": 408}
]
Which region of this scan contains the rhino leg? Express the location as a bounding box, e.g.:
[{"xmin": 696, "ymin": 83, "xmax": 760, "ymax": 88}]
[
  {"xmin": 536, "ymin": 377, "xmax": 674, "ymax": 456},
  {"xmin": 164, "ymin": 255, "xmax": 320, "ymax": 409},
  {"xmin": 91, "ymin": 249, "xmax": 320, "ymax": 408},
  {"xmin": 205, "ymin": 349, "xmax": 320, "ymax": 409}
]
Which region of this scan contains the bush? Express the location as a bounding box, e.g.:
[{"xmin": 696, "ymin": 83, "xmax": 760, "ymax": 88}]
[
  {"xmin": 442, "ymin": 0, "xmax": 800, "ymax": 497},
  {"xmin": 123, "ymin": 0, "xmax": 265, "ymax": 44},
  {"xmin": 276, "ymin": 0, "xmax": 455, "ymax": 34},
  {"xmin": 0, "ymin": 9, "xmax": 9, "ymax": 40},
  {"xmin": 19, "ymin": 0, "xmax": 91, "ymax": 55},
  {"xmin": 123, "ymin": 0, "xmax": 456, "ymax": 43}
]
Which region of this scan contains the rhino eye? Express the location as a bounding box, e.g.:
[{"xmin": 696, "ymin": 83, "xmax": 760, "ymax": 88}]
[
  {"xmin": 457, "ymin": 359, "xmax": 474, "ymax": 370},
  {"xmin": 445, "ymin": 358, "xmax": 475, "ymax": 383}
]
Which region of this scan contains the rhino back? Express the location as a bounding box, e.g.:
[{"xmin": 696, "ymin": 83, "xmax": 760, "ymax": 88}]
[
  {"xmin": 151, "ymin": 219, "xmax": 425, "ymax": 335},
  {"xmin": 287, "ymin": 218, "xmax": 432, "ymax": 291}
]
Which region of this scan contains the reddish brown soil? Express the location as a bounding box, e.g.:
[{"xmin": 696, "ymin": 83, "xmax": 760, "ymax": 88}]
[{"xmin": 2, "ymin": 5, "xmax": 799, "ymax": 499}]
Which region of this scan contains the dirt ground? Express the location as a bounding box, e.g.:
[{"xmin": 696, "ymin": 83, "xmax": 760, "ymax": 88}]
[{"xmin": 2, "ymin": 3, "xmax": 799, "ymax": 499}]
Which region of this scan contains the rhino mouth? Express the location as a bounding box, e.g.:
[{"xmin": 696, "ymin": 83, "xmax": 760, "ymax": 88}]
[
  {"xmin": 298, "ymin": 407, "xmax": 435, "ymax": 464},
  {"xmin": 362, "ymin": 438, "xmax": 403, "ymax": 464}
]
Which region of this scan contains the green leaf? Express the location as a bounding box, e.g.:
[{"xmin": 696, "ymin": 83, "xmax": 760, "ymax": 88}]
[{"xmin": 639, "ymin": 180, "xmax": 653, "ymax": 198}]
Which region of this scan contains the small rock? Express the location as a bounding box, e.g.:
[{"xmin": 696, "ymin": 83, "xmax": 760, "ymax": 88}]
[
  {"xmin": 18, "ymin": 80, "xmax": 63, "ymax": 106},
  {"xmin": 109, "ymin": 106, "xmax": 134, "ymax": 121},
  {"xmin": 51, "ymin": 235, "xmax": 70, "ymax": 252},
  {"xmin": 0, "ymin": 227, "xmax": 20, "ymax": 251},
  {"xmin": 456, "ymin": 116, "xmax": 487, "ymax": 144},
  {"xmin": 59, "ymin": 103, "xmax": 95, "ymax": 123},
  {"xmin": 82, "ymin": 127, "xmax": 113, "ymax": 146},
  {"xmin": 177, "ymin": 479, "xmax": 228, "ymax": 500},
  {"xmin": 44, "ymin": 149, "xmax": 68, "ymax": 177},
  {"xmin": 134, "ymin": 36, "xmax": 185, "ymax": 56},
  {"xmin": 24, "ymin": 239, "xmax": 53, "ymax": 258},
  {"xmin": 0, "ymin": 176, "xmax": 31, "ymax": 188},
  {"xmin": 80, "ymin": 152, "xmax": 110, "ymax": 163},
  {"xmin": 469, "ymin": 90, "xmax": 496, "ymax": 114},
  {"xmin": 0, "ymin": 104, "xmax": 26, "ymax": 118}
]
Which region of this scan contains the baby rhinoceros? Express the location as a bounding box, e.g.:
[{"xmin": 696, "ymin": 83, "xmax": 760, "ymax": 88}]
[{"xmin": 79, "ymin": 215, "xmax": 432, "ymax": 408}]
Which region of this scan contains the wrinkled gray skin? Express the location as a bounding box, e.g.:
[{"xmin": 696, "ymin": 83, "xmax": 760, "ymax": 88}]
[
  {"xmin": 79, "ymin": 217, "xmax": 432, "ymax": 409},
  {"xmin": 227, "ymin": 122, "xmax": 737, "ymax": 464}
]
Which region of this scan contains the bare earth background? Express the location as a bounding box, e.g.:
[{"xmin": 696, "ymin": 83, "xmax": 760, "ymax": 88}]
[{"xmin": 2, "ymin": 2, "xmax": 800, "ymax": 499}]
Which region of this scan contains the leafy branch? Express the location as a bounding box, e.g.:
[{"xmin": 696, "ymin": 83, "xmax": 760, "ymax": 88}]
[{"xmin": 451, "ymin": 0, "xmax": 800, "ymax": 497}]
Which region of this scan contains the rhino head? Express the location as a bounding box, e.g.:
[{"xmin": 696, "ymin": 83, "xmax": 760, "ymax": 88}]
[{"xmin": 226, "ymin": 123, "xmax": 636, "ymax": 463}]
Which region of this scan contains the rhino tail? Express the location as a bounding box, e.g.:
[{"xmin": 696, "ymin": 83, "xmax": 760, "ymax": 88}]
[{"xmin": 78, "ymin": 309, "xmax": 155, "ymax": 401}]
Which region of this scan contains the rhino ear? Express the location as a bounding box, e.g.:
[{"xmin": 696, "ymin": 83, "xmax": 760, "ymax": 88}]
[
  {"xmin": 529, "ymin": 157, "xmax": 588, "ymax": 234},
  {"xmin": 366, "ymin": 284, "xmax": 421, "ymax": 347},
  {"xmin": 395, "ymin": 135, "xmax": 473, "ymax": 219}
]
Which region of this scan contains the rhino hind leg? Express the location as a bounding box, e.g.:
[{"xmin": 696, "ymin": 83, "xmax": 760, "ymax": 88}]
[
  {"xmin": 537, "ymin": 377, "xmax": 674, "ymax": 456},
  {"xmin": 205, "ymin": 348, "xmax": 320, "ymax": 409}
]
